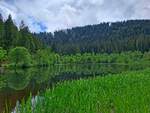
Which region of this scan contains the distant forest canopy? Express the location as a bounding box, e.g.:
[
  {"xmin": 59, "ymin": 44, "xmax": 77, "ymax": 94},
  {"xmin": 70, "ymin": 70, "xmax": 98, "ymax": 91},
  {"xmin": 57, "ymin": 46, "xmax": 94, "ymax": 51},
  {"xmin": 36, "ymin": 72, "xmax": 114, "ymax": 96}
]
[
  {"xmin": 0, "ymin": 14, "xmax": 43, "ymax": 52},
  {"xmin": 36, "ymin": 20, "xmax": 150, "ymax": 54}
]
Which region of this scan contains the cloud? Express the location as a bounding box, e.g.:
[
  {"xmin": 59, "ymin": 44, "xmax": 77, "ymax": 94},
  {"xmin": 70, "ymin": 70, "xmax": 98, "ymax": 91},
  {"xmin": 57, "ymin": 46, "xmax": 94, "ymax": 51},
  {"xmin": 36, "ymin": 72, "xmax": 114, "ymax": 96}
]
[{"xmin": 0, "ymin": 0, "xmax": 150, "ymax": 32}]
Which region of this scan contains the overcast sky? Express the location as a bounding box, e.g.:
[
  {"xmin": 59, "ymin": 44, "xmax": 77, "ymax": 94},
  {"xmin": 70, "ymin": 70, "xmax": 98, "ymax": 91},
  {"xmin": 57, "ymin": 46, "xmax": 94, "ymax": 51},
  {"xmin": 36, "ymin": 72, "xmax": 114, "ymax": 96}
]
[{"xmin": 0, "ymin": 0, "xmax": 150, "ymax": 32}]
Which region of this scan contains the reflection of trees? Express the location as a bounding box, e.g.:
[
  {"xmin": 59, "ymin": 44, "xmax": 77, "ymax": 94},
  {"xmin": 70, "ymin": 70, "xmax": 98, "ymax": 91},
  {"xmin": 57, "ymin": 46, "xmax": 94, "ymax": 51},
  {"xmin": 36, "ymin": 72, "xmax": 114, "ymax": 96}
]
[
  {"xmin": 0, "ymin": 64, "xmax": 145, "ymax": 91},
  {"xmin": 0, "ymin": 67, "xmax": 62, "ymax": 91},
  {"xmin": 31, "ymin": 67, "xmax": 55, "ymax": 84},
  {"xmin": 0, "ymin": 77, "xmax": 7, "ymax": 89},
  {"xmin": 7, "ymin": 69, "xmax": 31, "ymax": 90}
]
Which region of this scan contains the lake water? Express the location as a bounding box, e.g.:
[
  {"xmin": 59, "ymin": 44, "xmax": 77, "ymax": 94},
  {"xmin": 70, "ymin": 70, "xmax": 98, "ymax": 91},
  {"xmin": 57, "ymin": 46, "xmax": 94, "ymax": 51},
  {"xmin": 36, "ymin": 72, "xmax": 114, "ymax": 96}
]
[{"xmin": 0, "ymin": 64, "xmax": 146, "ymax": 113}]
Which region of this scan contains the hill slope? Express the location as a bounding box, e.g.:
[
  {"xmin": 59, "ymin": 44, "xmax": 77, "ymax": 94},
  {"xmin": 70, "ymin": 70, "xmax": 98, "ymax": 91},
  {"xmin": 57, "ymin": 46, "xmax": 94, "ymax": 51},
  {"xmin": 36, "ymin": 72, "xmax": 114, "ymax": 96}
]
[{"xmin": 36, "ymin": 20, "xmax": 150, "ymax": 54}]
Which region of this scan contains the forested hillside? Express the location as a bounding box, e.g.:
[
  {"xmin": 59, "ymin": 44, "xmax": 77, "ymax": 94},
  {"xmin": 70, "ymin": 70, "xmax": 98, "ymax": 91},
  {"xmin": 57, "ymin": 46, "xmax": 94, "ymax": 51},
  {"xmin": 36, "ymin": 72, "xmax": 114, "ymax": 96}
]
[
  {"xmin": 0, "ymin": 14, "xmax": 42, "ymax": 52},
  {"xmin": 36, "ymin": 20, "xmax": 150, "ymax": 54},
  {"xmin": 0, "ymin": 14, "xmax": 150, "ymax": 68}
]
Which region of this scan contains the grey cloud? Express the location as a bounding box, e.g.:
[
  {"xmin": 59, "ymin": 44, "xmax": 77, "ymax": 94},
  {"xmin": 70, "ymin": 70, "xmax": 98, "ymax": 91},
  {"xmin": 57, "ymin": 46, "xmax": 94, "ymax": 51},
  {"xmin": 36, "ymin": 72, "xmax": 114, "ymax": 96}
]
[{"xmin": 0, "ymin": 0, "xmax": 150, "ymax": 32}]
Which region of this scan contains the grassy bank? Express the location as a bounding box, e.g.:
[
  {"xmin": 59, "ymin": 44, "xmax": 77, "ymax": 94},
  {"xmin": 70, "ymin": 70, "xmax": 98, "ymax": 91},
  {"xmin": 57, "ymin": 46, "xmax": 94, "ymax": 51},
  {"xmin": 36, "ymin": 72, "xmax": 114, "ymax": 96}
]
[
  {"xmin": 1, "ymin": 46, "xmax": 150, "ymax": 69},
  {"xmin": 14, "ymin": 68, "xmax": 150, "ymax": 113}
]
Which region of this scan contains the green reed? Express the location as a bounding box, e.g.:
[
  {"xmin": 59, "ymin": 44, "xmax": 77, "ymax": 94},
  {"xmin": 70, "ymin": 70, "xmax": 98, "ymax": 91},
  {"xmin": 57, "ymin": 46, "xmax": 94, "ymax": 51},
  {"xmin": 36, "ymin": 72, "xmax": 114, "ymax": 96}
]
[{"xmin": 16, "ymin": 68, "xmax": 150, "ymax": 113}]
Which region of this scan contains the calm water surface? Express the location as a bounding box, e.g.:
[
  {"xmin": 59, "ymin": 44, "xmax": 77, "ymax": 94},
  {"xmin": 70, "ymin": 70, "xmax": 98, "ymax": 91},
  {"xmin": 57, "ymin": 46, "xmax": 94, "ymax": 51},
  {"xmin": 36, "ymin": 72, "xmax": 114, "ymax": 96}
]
[{"xmin": 0, "ymin": 64, "xmax": 146, "ymax": 113}]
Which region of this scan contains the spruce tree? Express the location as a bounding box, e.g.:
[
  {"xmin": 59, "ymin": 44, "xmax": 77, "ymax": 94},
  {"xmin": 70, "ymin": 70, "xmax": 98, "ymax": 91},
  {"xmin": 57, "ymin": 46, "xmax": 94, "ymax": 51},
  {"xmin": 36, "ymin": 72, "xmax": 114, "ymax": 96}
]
[
  {"xmin": 0, "ymin": 14, "xmax": 5, "ymax": 47},
  {"xmin": 4, "ymin": 14, "xmax": 19, "ymax": 50}
]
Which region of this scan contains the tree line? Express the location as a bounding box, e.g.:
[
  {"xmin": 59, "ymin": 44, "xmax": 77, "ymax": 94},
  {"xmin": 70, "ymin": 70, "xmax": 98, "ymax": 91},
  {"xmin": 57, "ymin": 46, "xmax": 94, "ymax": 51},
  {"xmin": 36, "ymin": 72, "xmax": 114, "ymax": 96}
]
[
  {"xmin": 36, "ymin": 20, "xmax": 150, "ymax": 54},
  {"xmin": 0, "ymin": 46, "xmax": 149, "ymax": 68}
]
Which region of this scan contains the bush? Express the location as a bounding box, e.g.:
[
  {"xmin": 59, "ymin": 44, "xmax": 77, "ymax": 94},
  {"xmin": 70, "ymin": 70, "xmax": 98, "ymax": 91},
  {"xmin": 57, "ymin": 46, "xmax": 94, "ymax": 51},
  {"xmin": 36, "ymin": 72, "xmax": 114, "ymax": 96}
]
[
  {"xmin": 0, "ymin": 47, "xmax": 7, "ymax": 66},
  {"xmin": 9, "ymin": 47, "xmax": 31, "ymax": 67}
]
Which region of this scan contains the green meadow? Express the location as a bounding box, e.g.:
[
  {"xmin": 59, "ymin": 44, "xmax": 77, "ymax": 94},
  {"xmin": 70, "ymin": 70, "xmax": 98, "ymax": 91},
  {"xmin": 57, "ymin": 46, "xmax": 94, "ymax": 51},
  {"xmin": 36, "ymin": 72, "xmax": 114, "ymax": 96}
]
[{"xmin": 15, "ymin": 68, "xmax": 150, "ymax": 113}]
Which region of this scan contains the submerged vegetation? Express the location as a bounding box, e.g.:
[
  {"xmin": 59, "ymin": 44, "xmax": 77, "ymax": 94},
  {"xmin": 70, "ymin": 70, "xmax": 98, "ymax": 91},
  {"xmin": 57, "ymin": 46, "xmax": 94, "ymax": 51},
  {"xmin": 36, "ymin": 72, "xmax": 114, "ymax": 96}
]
[{"xmin": 15, "ymin": 69, "xmax": 150, "ymax": 113}]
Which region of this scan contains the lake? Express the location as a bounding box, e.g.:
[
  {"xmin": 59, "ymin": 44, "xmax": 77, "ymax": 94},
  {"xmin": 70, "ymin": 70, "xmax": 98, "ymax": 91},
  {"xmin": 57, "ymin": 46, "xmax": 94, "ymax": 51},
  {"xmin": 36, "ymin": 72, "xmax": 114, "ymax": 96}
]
[{"xmin": 0, "ymin": 64, "xmax": 146, "ymax": 113}]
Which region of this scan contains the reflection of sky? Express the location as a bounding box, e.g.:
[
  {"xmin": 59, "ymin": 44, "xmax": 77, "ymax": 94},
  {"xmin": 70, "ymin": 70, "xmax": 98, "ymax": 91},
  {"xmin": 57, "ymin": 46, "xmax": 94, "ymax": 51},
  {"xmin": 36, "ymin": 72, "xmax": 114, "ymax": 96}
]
[{"xmin": 0, "ymin": 0, "xmax": 150, "ymax": 32}]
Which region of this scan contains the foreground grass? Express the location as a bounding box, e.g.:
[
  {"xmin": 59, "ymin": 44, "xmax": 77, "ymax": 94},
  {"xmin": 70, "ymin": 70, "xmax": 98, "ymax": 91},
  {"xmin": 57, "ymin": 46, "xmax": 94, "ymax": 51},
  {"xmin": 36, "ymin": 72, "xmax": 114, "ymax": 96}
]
[{"xmin": 16, "ymin": 69, "xmax": 150, "ymax": 113}]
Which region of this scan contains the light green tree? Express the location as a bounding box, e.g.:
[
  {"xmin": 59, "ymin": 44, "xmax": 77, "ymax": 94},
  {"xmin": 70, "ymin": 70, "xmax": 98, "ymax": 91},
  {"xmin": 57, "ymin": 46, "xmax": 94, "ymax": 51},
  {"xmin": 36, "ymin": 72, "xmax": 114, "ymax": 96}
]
[
  {"xmin": 35, "ymin": 48, "xmax": 59, "ymax": 66},
  {"xmin": 0, "ymin": 47, "xmax": 6, "ymax": 66},
  {"xmin": 9, "ymin": 47, "xmax": 31, "ymax": 67}
]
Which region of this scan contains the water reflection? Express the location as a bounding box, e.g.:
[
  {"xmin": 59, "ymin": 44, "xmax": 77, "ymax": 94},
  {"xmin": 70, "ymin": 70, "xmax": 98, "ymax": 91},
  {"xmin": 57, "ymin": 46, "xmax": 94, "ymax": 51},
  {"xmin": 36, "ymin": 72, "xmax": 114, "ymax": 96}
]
[{"xmin": 0, "ymin": 64, "xmax": 146, "ymax": 113}]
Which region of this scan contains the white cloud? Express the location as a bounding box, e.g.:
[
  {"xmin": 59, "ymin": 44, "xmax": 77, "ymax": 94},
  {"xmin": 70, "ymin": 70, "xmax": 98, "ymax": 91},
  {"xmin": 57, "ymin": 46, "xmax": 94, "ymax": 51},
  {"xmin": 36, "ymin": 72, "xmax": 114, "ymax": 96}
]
[{"xmin": 0, "ymin": 0, "xmax": 150, "ymax": 32}]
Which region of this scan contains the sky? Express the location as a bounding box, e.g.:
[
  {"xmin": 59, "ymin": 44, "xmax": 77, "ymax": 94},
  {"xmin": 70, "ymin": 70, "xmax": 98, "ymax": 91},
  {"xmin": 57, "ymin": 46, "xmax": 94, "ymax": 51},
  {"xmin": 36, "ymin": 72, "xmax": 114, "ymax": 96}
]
[{"xmin": 0, "ymin": 0, "xmax": 150, "ymax": 32}]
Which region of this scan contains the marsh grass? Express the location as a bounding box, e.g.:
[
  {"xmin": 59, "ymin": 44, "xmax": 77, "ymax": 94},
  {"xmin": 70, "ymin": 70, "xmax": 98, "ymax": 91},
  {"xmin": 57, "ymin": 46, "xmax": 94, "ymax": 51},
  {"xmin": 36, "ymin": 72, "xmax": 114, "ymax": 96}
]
[{"xmin": 15, "ymin": 69, "xmax": 150, "ymax": 113}]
